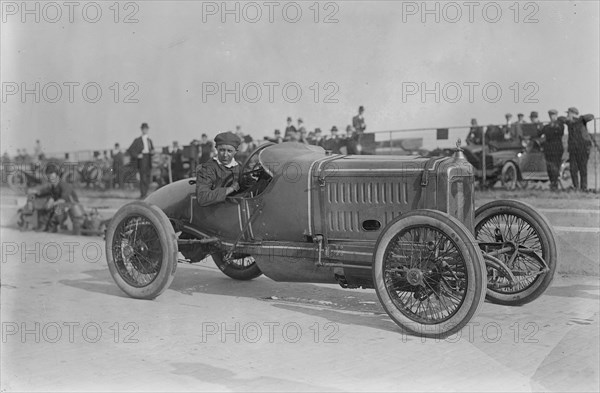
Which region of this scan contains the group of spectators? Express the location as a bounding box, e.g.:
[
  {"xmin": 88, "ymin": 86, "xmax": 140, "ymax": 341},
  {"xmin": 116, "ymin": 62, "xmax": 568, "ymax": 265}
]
[
  {"xmin": 265, "ymin": 106, "xmax": 367, "ymax": 154},
  {"xmin": 466, "ymin": 108, "xmax": 596, "ymax": 191},
  {"xmin": 4, "ymin": 140, "xmax": 45, "ymax": 165}
]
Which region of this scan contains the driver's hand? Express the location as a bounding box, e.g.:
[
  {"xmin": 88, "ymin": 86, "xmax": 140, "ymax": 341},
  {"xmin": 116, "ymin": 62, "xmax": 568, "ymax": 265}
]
[{"xmin": 226, "ymin": 182, "xmax": 240, "ymax": 195}]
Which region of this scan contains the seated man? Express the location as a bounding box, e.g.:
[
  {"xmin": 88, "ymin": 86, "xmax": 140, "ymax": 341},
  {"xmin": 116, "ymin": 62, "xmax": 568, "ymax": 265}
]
[
  {"xmin": 34, "ymin": 165, "xmax": 80, "ymax": 232},
  {"xmin": 196, "ymin": 132, "xmax": 242, "ymax": 207}
]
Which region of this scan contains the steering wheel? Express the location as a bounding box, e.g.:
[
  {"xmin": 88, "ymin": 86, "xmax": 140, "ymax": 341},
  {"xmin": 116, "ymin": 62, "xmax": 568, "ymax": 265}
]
[{"xmin": 238, "ymin": 143, "xmax": 275, "ymax": 191}]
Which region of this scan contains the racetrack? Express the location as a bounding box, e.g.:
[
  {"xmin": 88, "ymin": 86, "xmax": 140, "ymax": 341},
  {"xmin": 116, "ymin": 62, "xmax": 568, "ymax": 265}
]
[{"xmin": 1, "ymin": 189, "xmax": 599, "ymax": 392}]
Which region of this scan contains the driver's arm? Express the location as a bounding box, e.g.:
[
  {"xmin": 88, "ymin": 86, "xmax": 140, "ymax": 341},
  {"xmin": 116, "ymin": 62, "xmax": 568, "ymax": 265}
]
[{"xmin": 196, "ymin": 163, "xmax": 234, "ymax": 207}]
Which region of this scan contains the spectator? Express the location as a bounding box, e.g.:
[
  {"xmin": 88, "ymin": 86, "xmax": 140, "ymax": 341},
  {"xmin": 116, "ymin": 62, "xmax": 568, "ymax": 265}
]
[
  {"xmin": 510, "ymin": 113, "xmax": 525, "ymax": 140},
  {"xmin": 284, "ymin": 117, "xmax": 296, "ymax": 139},
  {"xmin": 345, "ymin": 125, "xmax": 360, "ymax": 155},
  {"xmin": 127, "ymin": 122, "xmax": 154, "ymax": 198},
  {"xmin": 538, "ymin": 110, "xmax": 564, "ymax": 191},
  {"xmin": 352, "ymin": 106, "xmax": 367, "ymax": 133},
  {"xmin": 111, "ymin": 143, "xmax": 125, "ymax": 188},
  {"xmin": 466, "ymin": 118, "xmax": 483, "ymax": 145},
  {"xmin": 311, "ymin": 128, "xmax": 323, "ymax": 146},
  {"xmin": 237, "ymin": 134, "xmax": 255, "ymax": 163},
  {"xmin": 170, "ymin": 141, "xmax": 184, "ymax": 181},
  {"xmin": 560, "ymin": 107, "xmax": 595, "ymax": 191},
  {"xmin": 199, "ymin": 133, "xmax": 214, "ymax": 165},
  {"xmin": 284, "ymin": 129, "xmax": 299, "ymax": 142},
  {"xmin": 21, "ymin": 149, "xmax": 31, "ymax": 166},
  {"xmin": 503, "ymin": 113, "xmax": 513, "ymax": 140},
  {"xmin": 322, "ymin": 126, "xmax": 342, "ymax": 153},
  {"xmin": 297, "ymin": 118, "xmax": 306, "ymax": 135},
  {"xmin": 34, "ymin": 140, "xmax": 44, "ymax": 162},
  {"xmin": 298, "ymin": 127, "xmax": 309, "ymax": 144},
  {"xmin": 33, "ymin": 165, "xmax": 79, "ymax": 232},
  {"xmin": 529, "ymin": 111, "xmax": 542, "ymax": 134}
]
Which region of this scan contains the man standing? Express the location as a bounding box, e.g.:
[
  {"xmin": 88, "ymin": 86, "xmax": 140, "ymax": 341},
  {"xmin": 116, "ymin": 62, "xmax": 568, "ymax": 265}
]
[
  {"xmin": 111, "ymin": 143, "xmax": 124, "ymax": 189},
  {"xmin": 127, "ymin": 122, "xmax": 154, "ymax": 198},
  {"xmin": 466, "ymin": 118, "xmax": 483, "ymax": 145},
  {"xmin": 538, "ymin": 110, "xmax": 564, "ymax": 191},
  {"xmin": 196, "ymin": 132, "xmax": 242, "ymax": 206},
  {"xmin": 560, "ymin": 107, "xmax": 595, "ymax": 191},
  {"xmin": 352, "ymin": 106, "xmax": 366, "ymax": 133},
  {"xmin": 297, "ymin": 118, "xmax": 306, "ymax": 135},
  {"xmin": 284, "ymin": 117, "xmax": 297, "ymax": 140},
  {"xmin": 529, "ymin": 111, "xmax": 542, "ymax": 132},
  {"xmin": 170, "ymin": 141, "xmax": 184, "ymax": 181}
]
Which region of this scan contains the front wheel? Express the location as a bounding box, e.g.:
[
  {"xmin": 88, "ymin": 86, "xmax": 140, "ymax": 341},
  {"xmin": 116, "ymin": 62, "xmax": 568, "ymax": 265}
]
[
  {"xmin": 212, "ymin": 252, "xmax": 262, "ymax": 280},
  {"xmin": 475, "ymin": 200, "xmax": 557, "ymax": 306},
  {"xmin": 105, "ymin": 201, "xmax": 178, "ymax": 299},
  {"xmin": 373, "ymin": 210, "xmax": 486, "ymax": 339}
]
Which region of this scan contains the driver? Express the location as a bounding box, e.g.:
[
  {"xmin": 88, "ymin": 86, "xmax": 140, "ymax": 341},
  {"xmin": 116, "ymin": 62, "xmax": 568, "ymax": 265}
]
[{"xmin": 196, "ymin": 132, "xmax": 242, "ymax": 206}]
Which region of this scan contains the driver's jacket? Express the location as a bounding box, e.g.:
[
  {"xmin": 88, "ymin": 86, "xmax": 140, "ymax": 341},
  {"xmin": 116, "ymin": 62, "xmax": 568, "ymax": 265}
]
[{"xmin": 195, "ymin": 158, "xmax": 239, "ymax": 207}]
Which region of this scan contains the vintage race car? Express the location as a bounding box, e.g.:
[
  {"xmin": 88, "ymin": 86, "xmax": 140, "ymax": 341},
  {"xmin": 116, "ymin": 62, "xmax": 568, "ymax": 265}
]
[{"xmin": 105, "ymin": 141, "xmax": 557, "ymax": 338}]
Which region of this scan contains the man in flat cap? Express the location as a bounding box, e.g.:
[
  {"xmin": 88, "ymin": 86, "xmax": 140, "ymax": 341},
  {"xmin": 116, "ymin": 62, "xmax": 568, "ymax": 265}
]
[
  {"xmin": 127, "ymin": 122, "xmax": 154, "ymax": 198},
  {"xmin": 559, "ymin": 107, "xmax": 595, "ymax": 191},
  {"xmin": 538, "ymin": 110, "xmax": 564, "ymax": 191},
  {"xmin": 196, "ymin": 131, "xmax": 242, "ymax": 206},
  {"xmin": 33, "ymin": 164, "xmax": 80, "ymax": 232}
]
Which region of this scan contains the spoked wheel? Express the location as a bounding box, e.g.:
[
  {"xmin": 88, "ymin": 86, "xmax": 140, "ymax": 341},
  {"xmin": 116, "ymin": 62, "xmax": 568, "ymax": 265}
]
[
  {"xmin": 475, "ymin": 200, "xmax": 556, "ymax": 306},
  {"xmin": 105, "ymin": 201, "xmax": 178, "ymax": 299},
  {"xmin": 373, "ymin": 210, "xmax": 486, "ymax": 338},
  {"xmin": 501, "ymin": 162, "xmax": 519, "ymax": 190},
  {"xmin": 7, "ymin": 171, "xmax": 29, "ymax": 193},
  {"xmin": 212, "ymin": 252, "xmax": 262, "ymax": 280}
]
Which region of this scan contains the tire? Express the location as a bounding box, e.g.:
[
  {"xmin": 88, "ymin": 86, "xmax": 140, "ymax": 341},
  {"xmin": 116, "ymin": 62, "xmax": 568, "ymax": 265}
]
[
  {"xmin": 105, "ymin": 201, "xmax": 178, "ymax": 299},
  {"xmin": 7, "ymin": 171, "xmax": 29, "ymax": 193},
  {"xmin": 373, "ymin": 210, "xmax": 486, "ymax": 339},
  {"xmin": 474, "ymin": 200, "xmax": 557, "ymax": 306},
  {"xmin": 501, "ymin": 161, "xmax": 518, "ymax": 190},
  {"xmin": 212, "ymin": 252, "xmax": 262, "ymax": 281}
]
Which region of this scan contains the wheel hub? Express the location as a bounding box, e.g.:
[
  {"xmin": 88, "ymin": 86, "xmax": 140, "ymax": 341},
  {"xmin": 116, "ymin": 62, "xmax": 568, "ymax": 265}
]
[
  {"xmin": 406, "ymin": 268, "xmax": 424, "ymax": 286},
  {"xmin": 122, "ymin": 244, "xmax": 134, "ymax": 259}
]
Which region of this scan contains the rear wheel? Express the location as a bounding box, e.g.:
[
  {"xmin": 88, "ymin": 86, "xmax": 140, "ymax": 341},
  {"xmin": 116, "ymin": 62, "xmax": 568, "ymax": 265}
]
[
  {"xmin": 106, "ymin": 201, "xmax": 178, "ymax": 299},
  {"xmin": 212, "ymin": 252, "xmax": 262, "ymax": 280},
  {"xmin": 475, "ymin": 200, "xmax": 556, "ymax": 305},
  {"xmin": 373, "ymin": 210, "xmax": 486, "ymax": 338}
]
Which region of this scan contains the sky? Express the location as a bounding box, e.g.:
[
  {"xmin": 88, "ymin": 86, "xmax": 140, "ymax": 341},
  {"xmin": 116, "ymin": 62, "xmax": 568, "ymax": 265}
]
[{"xmin": 1, "ymin": 0, "xmax": 599, "ymax": 156}]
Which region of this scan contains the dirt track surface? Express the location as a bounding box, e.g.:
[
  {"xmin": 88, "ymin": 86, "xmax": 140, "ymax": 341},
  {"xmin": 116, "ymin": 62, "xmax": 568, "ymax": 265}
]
[{"xmin": 1, "ymin": 227, "xmax": 599, "ymax": 392}]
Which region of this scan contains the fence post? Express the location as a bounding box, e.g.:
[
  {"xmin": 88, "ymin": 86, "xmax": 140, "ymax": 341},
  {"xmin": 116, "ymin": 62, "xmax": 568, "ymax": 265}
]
[
  {"xmin": 595, "ymin": 118, "xmax": 598, "ymax": 191},
  {"xmin": 389, "ymin": 131, "xmax": 393, "ymax": 154},
  {"xmin": 482, "ymin": 127, "xmax": 486, "ymax": 187}
]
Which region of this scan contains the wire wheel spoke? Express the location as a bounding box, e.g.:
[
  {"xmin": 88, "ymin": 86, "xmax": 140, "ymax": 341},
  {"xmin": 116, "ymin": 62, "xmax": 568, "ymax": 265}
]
[
  {"xmin": 475, "ymin": 213, "xmax": 544, "ymax": 294},
  {"xmin": 383, "ymin": 225, "xmax": 467, "ymax": 324},
  {"xmin": 112, "ymin": 215, "xmax": 163, "ymax": 287},
  {"xmin": 227, "ymin": 255, "xmax": 256, "ymax": 270}
]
